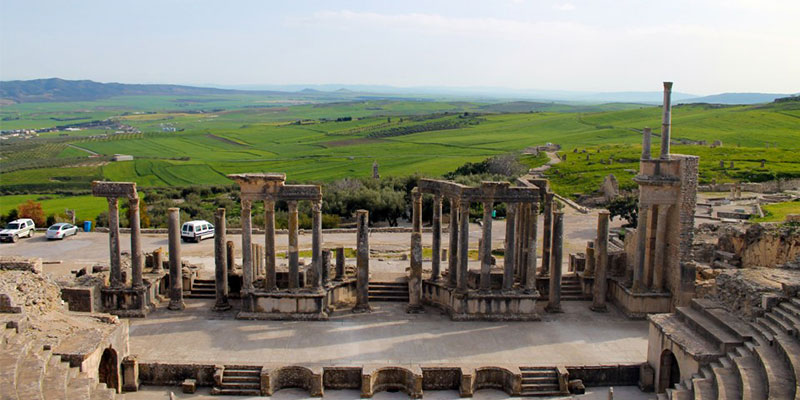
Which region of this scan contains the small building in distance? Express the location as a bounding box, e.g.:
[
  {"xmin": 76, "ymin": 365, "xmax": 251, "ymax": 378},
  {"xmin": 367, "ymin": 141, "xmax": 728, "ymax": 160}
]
[{"xmin": 112, "ymin": 154, "xmax": 134, "ymax": 162}]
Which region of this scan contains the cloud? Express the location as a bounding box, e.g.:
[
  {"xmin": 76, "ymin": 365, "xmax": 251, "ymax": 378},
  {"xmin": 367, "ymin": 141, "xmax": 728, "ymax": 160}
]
[{"xmin": 552, "ymin": 3, "xmax": 576, "ymax": 11}]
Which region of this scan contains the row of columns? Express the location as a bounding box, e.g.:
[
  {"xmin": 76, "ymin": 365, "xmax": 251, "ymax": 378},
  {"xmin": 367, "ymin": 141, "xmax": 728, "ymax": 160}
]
[
  {"xmin": 103, "ymin": 196, "xmax": 144, "ymax": 289},
  {"xmin": 633, "ymin": 203, "xmax": 671, "ymax": 293}
]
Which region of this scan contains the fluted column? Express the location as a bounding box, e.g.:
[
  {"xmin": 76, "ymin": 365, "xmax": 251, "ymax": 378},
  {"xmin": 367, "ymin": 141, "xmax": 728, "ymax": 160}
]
[
  {"xmin": 431, "ymin": 195, "xmax": 442, "ymax": 281},
  {"xmin": 311, "ymin": 200, "xmax": 323, "ymax": 289},
  {"xmin": 652, "ymin": 205, "xmax": 670, "ymax": 292},
  {"xmin": 457, "ymin": 201, "xmax": 470, "ymax": 292},
  {"xmin": 107, "ymin": 197, "xmax": 122, "ymax": 287},
  {"xmin": 503, "ymin": 203, "xmax": 517, "ymax": 291},
  {"xmin": 241, "ymin": 199, "xmax": 254, "ymax": 292},
  {"xmin": 129, "ymin": 196, "xmax": 143, "ymax": 288},
  {"xmin": 287, "ymin": 200, "xmax": 299, "ymax": 289},
  {"xmin": 448, "ymin": 198, "xmax": 459, "ymax": 287},
  {"xmin": 480, "ymin": 201, "xmax": 493, "ymax": 291}
]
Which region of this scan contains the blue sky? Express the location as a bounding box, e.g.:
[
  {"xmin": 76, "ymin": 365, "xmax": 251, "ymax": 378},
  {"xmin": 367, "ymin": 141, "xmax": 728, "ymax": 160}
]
[{"xmin": 1, "ymin": 0, "xmax": 798, "ymax": 94}]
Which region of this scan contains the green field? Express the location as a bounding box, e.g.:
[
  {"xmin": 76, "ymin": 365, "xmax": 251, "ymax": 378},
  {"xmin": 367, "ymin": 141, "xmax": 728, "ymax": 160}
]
[
  {"xmin": 0, "ymin": 194, "xmax": 108, "ymax": 223},
  {"xmin": 752, "ymin": 201, "xmax": 800, "ymax": 223}
]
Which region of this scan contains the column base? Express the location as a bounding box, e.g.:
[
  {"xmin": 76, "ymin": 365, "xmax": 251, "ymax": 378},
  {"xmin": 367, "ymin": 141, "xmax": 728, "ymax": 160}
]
[
  {"xmin": 406, "ymin": 304, "xmax": 424, "ymax": 314},
  {"xmin": 545, "ymin": 303, "xmax": 563, "ymax": 313},
  {"xmin": 590, "ymin": 303, "xmax": 608, "ymax": 313},
  {"xmin": 168, "ymin": 300, "xmax": 185, "ymax": 311},
  {"xmin": 212, "ymin": 301, "xmax": 232, "ymax": 312},
  {"xmin": 352, "ymin": 304, "xmax": 372, "ymax": 313}
]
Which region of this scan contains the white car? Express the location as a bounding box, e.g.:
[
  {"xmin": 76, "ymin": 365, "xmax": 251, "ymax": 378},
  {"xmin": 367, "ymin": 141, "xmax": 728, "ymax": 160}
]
[
  {"xmin": 0, "ymin": 218, "xmax": 36, "ymax": 243},
  {"xmin": 181, "ymin": 220, "xmax": 215, "ymax": 242},
  {"xmin": 46, "ymin": 223, "xmax": 79, "ymax": 240}
]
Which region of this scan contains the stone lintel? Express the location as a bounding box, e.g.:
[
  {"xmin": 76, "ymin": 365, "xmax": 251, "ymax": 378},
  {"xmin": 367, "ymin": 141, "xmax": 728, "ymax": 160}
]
[
  {"xmin": 229, "ymin": 173, "xmax": 287, "ymax": 200},
  {"xmin": 92, "ymin": 181, "xmax": 137, "ymax": 198},
  {"xmin": 633, "ymin": 175, "xmax": 681, "ymax": 186},
  {"xmin": 226, "ymin": 172, "xmax": 287, "ymax": 183},
  {"xmin": 278, "ymin": 184, "xmax": 323, "ymax": 202},
  {"xmin": 419, "ymin": 178, "xmax": 537, "ymax": 203}
]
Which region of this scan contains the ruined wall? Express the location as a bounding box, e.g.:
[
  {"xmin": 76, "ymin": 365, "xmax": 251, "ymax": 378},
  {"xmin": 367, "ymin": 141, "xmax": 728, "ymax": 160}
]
[{"xmin": 717, "ymin": 223, "xmax": 800, "ymax": 268}]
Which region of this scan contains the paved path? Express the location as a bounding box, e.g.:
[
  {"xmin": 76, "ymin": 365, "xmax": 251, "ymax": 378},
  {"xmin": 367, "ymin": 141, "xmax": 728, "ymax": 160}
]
[{"xmin": 129, "ymin": 300, "xmax": 648, "ymax": 367}]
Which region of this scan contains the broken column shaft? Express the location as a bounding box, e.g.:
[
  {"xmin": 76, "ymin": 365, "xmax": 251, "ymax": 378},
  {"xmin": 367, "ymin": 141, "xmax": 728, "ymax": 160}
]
[
  {"xmin": 354, "ymin": 210, "xmax": 371, "ymax": 312},
  {"xmin": 167, "ymin": 207, "xmax": 184, "ymax": 310},
  {"xmin": 107, "ymin": 197, "xmax": 123, "ymax": 287},
  {"xmin": 213, "ymin": 208, "xmax": 230, "ymax": 311},
  {"xmin": 335, "ymin": 246, "xmax": 345, "ymax": 281},
  {"xmin": 591, "ymin": 211, "xmax": 609, "ymax": 312},
  {"xmin": 660, "ymin": 82, "xmax": 673, "ymax": 160},
  {"xmin": 545, "ymin": 211, "xmax": 564, "ymax": 313},
  {"xmin": 407, "ymin": 232, "xmax": 423, "ymax": 313}
]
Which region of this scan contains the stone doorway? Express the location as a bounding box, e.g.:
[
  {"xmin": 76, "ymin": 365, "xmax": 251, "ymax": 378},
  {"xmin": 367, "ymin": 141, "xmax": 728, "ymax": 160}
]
[
  {"xmin": 657, "ymin": 349, "xmax": 680, "ymax": 393},
  {"xmin": 98, "ymin": 347, "xmax": 119, "ymax": 393}
]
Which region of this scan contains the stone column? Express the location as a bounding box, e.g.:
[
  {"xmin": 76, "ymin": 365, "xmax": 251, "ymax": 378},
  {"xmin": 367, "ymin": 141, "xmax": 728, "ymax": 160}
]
[
  {"xmin": 660, "ymin": 82, "xmax": 673, "ymax": 160},
  {"xmin": 321, "ymin": 249, "xmax": 331, "ymax": 286},
  {"xmin": 448, "ymin": 199, "xmax": 459, "ymax": 287},
  {"xmin": 241, "ymin": 200, "xmax": 254, "ymax": 292},
  {"xmin": 129, "ymin": 196, "xmax": 143, "ymax": 288},
  {"xmin": 431, "ymin": 195, "xmax": 442, "ymax": 281},
  {"xmin": 167, "ymin": 207, "xmax": 184, "ymax": 310},
  {"xmin": 652, "ymin": 205, "xmax": 670, "ymax": 292},
  {"xmin": 335, "ymin": 246, "xmax": 345, "ymax": 281},
  {"xmin": 643, "ymin": 207, "xmax": 656, "ymax": 291},
  {"xmin": 457, "ymin": 201, "xmax": 470, "ymax": 292},
  {"xmin": 632, "ymin": 204, "xmax": 650, "ymax": 292},
  {"xmin": 213, "ymin": 208, "xmax": 230, "ymax": 311},
  {"xmin": 107, "ymin": 197, "xmax": 123, "ymax": 287},
  {"xmin": 503, "ymin": 203, "xmax": 517, "ymax": 291},
  {"xmin": 584, "ymin": 241, "xmax": 596, "ymax": 276},
  {"xmin": 525, "ymin": 202, "xmax": 538, "ymax": 293},
  {"xmin": 408, "ymin": 232, "xmax": 423, "ymax": 313},
  {"xmin": 480, "ymin": 201, "xmax": 493, "ymax": 291},
  {"xmin": 642, "ymin": 127, "xmax": 652, "ymax": 160},
  {"xmin": 153, "ymin": 248, "xmax": 163, "ymax": 271},
  {"xmin": 264, "ymin": 200, "xmax": 277, "ymax": 291},
  {"xmin": 354, "ymin": 210, "xmax": 371, "ymax": 312},
  {"xmin": 412, "ymin": 188, "xmax": 422, "ymax": 233},
  {"xmin": 540, "ymin": 192, "xmax": 554, "ymax": 277},
  {"xmin": 545, "ymin": 211, "xmax": 564, "ymax": 313},
  {"xmin": 591, "ymin": 211, "xmax": 610, "ymax": 312},
  {"xmin": 287, "ymin": 200, "xmax": 299, "ymax": 289},
  {"xmin": 226, "ymin": 241, "xmax": 235, "ymax": 273},
  {"xmin": 311, "ymin": 200, "xmax": 323, "ymax": 289}
]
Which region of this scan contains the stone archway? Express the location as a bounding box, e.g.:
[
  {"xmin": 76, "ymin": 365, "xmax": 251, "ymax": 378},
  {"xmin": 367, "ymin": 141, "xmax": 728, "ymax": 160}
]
[
  {"xmin": 98, "ymin": 347, "xmax": 119, "ymax": 393},
  {"xmin": 657, "ymin": 349, "xmax": 681, "ymax": 393}
]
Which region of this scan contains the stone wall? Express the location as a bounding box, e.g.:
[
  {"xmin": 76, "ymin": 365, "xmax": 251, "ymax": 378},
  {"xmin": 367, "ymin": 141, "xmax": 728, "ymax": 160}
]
[
  {"xmin": 698, "ymin": 178, "xmax": 800, "ymax": 193},
  {"xmin": 717, "ymin": 223, "xmax": 800, "ymax": 268}
]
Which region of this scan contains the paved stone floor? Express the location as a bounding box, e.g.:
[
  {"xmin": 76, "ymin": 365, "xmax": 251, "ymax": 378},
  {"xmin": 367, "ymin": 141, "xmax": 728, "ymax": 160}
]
[
  {"xmin": 129, "ymin": 300, "xmax": 648, "ymax": 367},
  {"xmin": 129, "ymin": 385, "xmax": 655, "ymax": 399}
]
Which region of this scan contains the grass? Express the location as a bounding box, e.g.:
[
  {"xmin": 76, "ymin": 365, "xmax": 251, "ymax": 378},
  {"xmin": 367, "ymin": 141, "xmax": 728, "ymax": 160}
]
[
  {"xmin": 752, "ymin": 201, "xmax": 800, "ymax": 222},
  {"xmin": 0, "ymin": 194, "xmax": 108, "ymax": 223}
]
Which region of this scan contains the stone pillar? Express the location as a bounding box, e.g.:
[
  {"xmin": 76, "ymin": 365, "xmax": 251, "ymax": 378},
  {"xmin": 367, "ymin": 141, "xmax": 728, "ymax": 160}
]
[
  {"xmin": 321, "ymin": 249, "xmax": 331, "ymax": 286},
  {"xmin": 660, "ymin": 82, "xmax": 672, "ymax": 160},
  {"xmin": 129, "ymin": 196, "xmax": 143, "ymax": 288},
  {"xmin": 480, "ymin": 201, "xmax": 493, "ymax": 291},
  {"xmin": 354, "ymin": 210, "xmax": 371, "ymax": 312},
  {"xmin": 584, "ymin": 241, "xmax": 596, "ymax": 277},
  {"xmin": 514, "ymin": 204, "xmax": 525, "ymax": 281},
  {"xmin": 167, "ymin": 208, "xmax": 184, "ymax": 310},
  {"xmin": 545, "ymin": 211, "xmax": 564, "ymax": 313},
  {"xmin": 153, "ymin": 248, "xmax": 164, "ymax": 271},
  {"xmin": 525, "ymin": 202, "xmax": 538, "ymax": 293},
  {"xmin": 457, "ymin": 201, "xmax": 470, "ymax": 292},
  {"xmin": 642, "ymin": 127, "xmax": 652, "ymax": 160},
  {"xmin": 504, "ymin": 203, "xmax": 517, "ymax": 291},
  {"xmin": 408, "ymin": 232, "xmax": 423, "ymax": 313},
  {"xmin": 107, "ymin": 197, "xmax": 123, "ymax": 287},
  {"xmin": 241, "ymin": 200, "xmax": 254, "ymax": 292},
  {"xmin": 226, "ymin": 241, "xmax": 234, "ymax": 273},
  {"xmin": 632, "ymin": 204, "xmax": 650, "ymax": 292},
  {"xmin": 213, "ymin": 208, "xmax": 230, "ymax": 311},
  {"xmin": 335, "ymin": 246, "xmax": 345, "ymax": 281},
  {"xmin": 448, "ymin": 199, "xmax": 459, "ymax": 287},
  {"xmin": 540, "ymin": 192, "xmax": 554, "ymax": 277},
  {"xmin": 431, "ymin": 195, "xmax": 442, "ymax": 281},
  {"xmin": 652, "ymin": 205, "xmax": 670, "ymax": 292},
  {"xmin": 311, "ymin": 200, "xmax": 323, "ymax": 289},
  {"xmin": 412, "ymin": 188, "xmax": 422, "ymax": 233},
  {"xmin": 264, "ymin": 200, "xmax": 277, "ymax": 291},
  {"xmin": 643, "ymin": 207, "xmax": 656, "ymax": 292},
  {"xmin": 287, "ymin": 200, "xmax": 299, "ymax": 289},
  {"xmin": 591, "ymin": 211, "xmax": 610, "ymax": 312}
]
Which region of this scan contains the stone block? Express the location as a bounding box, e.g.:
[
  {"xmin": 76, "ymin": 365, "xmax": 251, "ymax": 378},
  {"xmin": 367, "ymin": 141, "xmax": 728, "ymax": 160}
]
[
  {"xmin": 278, "ymin": 298, "xmax": 296, "ymax": 313},
  {"xmin": 182, "ymin": 378, "xmax": 197, "ymax": 394},
  {"xmin": 122, "ymin": 356, "xmax": 139, "ymax": 392}
]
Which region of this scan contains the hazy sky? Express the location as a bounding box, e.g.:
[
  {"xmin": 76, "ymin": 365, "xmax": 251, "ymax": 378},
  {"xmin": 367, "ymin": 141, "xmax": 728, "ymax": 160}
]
[{"xmin": 2, "ymin": 0, "xmax": 798, "ymax": 94}]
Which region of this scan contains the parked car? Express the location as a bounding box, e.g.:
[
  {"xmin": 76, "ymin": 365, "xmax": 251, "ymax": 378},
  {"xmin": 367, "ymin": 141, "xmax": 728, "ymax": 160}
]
[
  {"xmin": 0, "ymin": 218, "xmax": 36, "ymax": 243},
  {"xmin": 181, "ymin": 220, "xmax": 215, "ymax": 242},
  {"xmin": 46, "ymin": 223, "xmax": 79, "ymax": 240}
]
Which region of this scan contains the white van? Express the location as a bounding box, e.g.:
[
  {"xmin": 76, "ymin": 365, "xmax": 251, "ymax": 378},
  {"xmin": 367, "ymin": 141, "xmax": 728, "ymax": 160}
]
[{"xmin": 181, "ymin": 220, "xmax": 214, "ymax": 242}]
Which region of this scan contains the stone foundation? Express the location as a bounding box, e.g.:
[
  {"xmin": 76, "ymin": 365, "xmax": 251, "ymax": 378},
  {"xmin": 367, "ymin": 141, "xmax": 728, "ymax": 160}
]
[
  {"xmin": 608, "ymin": 278, "xmax": 671, "ymax": 319},
  {"xmin": 422, "ymin": 280, "xmax": 540, "ymax": 321},
  {"xmin": 237, "ymin": 279, "xmax": 357, "ymax": 320}
]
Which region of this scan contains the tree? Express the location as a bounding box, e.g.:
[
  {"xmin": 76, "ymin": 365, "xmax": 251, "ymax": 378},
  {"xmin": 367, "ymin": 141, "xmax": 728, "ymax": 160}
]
[
  {"xmin": 18, "ymin": 200, "xmax": 45, "ymax": 226},
  {"xmin": 607, "ymin": 195, "xmax": 638, "ymax": 227}
]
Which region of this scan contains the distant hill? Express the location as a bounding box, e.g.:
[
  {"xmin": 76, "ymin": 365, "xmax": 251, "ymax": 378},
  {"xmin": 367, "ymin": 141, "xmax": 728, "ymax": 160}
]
[
  {"xmin": 0, "ymin": 78, "xmax": 287, "ymax": 103},
  {"xmin": 682, "ymin": 92, "xmax": 796, "ymax": 105}
]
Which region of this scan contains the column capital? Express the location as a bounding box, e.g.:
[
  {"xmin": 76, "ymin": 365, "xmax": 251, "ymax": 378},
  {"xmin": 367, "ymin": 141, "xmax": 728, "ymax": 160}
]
[
  {"xmin": 107, "ymin": 197, "xmax": 119, "ymax": 207},
  {"xmin": 241, "ymin": 199, "xmax": 252, "ymax": 210},
  {"xmin": 312, "ymin": 200, "xmax": 322, "ymax": 212},
  {"xmin": 657, "ymin": 204, "xmax": 671, "ymax": 217},
  {"xmin": 459, "ymin": 200, "xmax": 470, "ymax": 212},
  {"xmin": 287, "ymin": 200, "xmax": 298, "ymax": 209}
]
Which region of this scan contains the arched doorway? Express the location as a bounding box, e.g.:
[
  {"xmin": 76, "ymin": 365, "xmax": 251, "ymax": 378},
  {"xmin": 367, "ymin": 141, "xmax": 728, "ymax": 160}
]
[
  {"xmin": 658, "ymin": 349, "xmax": 681, "ymax": 393},
  {"xmin": 98, "ymin": 347, "xmax": 119, "ymax": 392}
]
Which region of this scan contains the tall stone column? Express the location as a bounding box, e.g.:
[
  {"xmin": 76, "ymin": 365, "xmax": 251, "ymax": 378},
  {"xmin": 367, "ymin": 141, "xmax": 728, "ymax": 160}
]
[
  {"xmin": 287, "ymin": 201, "xmax": 299, "ymax": 289},
  {"xmin": 480, "ymin": 201, "xmax": 493, "ymax": 291},
  {"xmin": 641, "ymin": 127, "xmax": 652, "ymax": 160},
  {"xmin": 241, "ymin": 200, "xmax": 254, "ymax": 292},
  {"xmin": 652, "ymin": 206, "xmax": 670, "ymax": 292},
  {"xmin": 354, "ymin": 210, "xmax": 371, "ymax": 312},
  {"xmin": 431, "ymin": 195, "xmax": 442, "ymax": 281},
  {"xmin": 545, "ymin": 211, "xmax": 564, "ymax": 313},
  {"xmin": 643, "ymin": 207, "xmax": 656, "ymax": 292},
  {"xmin": 408, "ymin": 232, "xmax": 423, "ymax": 313},
  {"xmin": 226, "ymin": 241, "xmax": 235, "ymax": 273},
  {"xmin": 660, "ymin": 82, "xmax": 673, "ymax": 160},
  {"xmin": 448, "ymin": 199, "xmax": 460, "ymax": 287},
  {"xmin": 129, "ymin": 196, "xmax": 143, "ymax": 288},
  {"xmin": 107, "ymin": 197, "xmax": 123, "ymax": 288},
  {"xmin": 519, "ymin": 203, "xmax": 531, "ymax": 282},
  {"xmin": 591, "ymin": 211, "xmax": 610, "ymax": 312},
  {"xmin": 167, "ymin": 207, "xmax": 184, "ymax": 310},
  {"xmin": 412, "ymin": 188, "xmax": 422, "ymax": 233},
  {"xmin": 264, "ymin": 200, "xmax": 277, "ymax": 291},
  {"xmin": 213, "ymin": 208, "xmax": 230, "ymax": 311},
  {"xmin": 311, "ymin": 200, "xmax": 323, "ymax": 289},
  {"xmin": 457, "ymin": 201, "xmax": 470, "ymax": 292},
  {"xmin": 540, "ymin": 192, "xmax": 554, "ymax": 277},
  {"xmin": 335, "ymin": 246, "xmax": 345, "ymax": 281},
  {"xmin": 503, "ymin": 203, "xmax": 517, "ymax": 291},
  {"xmin": 525, "ymin": 202, "xmax": 538, "ymax": 293},
  {"xmin": 632, "ymin": 204, "xmax": 650, "ymax": 292},
  {"xmin": 321, "ymin": 249, "xmax": 331, "ymax": 285}
]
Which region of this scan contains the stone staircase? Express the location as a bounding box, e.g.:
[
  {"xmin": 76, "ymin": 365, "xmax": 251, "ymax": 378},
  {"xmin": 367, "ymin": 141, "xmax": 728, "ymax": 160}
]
[
  {"xmin": 561, "ymin": 274, "xmax": 590, "ymax": 301},
  {"xmin": 212, "ymin": 365, "xmax": 262, "ymax": 396},
  {"xmin": 659, "ymin": 296, "xmax": 800, "ymax": 400},
  {"xmin": 0, "ymin": 325, "xmax": 117, "ymax": 400},
  {"xmin": 368, "ymin": 281, "xmax": 409, "ymax": 302},
  {"xmin": 187, "ymin": 278, "xmax": 216, "ymax": 298},
  {"xmin": 519, "ymin": 366, "xmax": 562, "ymax": 396}
]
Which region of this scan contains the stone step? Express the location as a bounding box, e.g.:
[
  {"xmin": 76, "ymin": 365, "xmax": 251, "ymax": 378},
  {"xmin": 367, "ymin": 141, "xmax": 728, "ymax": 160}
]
[
  {"xmin": 66, "ymin": 377, "xmax": 94, "ymax": 400},
  {"xmin": 765, "ymin": 313, "xmax": 794, "ymax": 336},
  {"xmin": 224, "ymin": 368, "xmax": 261, "ymax": 377},
  {"xmin": 220, "ymin": 381, "xmax": 260, "ymax": 390},
  {"xmin": 730, "ymin": 347, "xmax": 767, "ymax": 400},
  {"xmin": 213, "ymin": 387, "xmax": 261, "ymax": 396},
  {"xmin": 665, "ymin": 387, "xmax": 692, "ymax": 400},
  {"xmin": 368, "ymin": 288, "xmax": 408, "ymax": 294},
  {"xmin": 676, "ymin": 306, "xmax": 741, "ymax": 353},
  {"xmin": 771, "ymin": 333, "xmax": 800, "ymax": 398},
  {"xmin": 772, "ymin": 308, "xmax": 800, "ymax": 336},
  {"xmin": 747, "ymin": 336, "xmax": 795, "ymax": 399},
  {"xmin": 195, "ymin": 279, "xmax": 215, "ymax": 284},
  {"xmin": 521, "ymin": 376, "xmax": 556, "ymax": 384},
  {"xmin": 691, "ymin": 376, "xmax": 715, "ymax": 400},
  {"xmin": 90, "ymin": 383, "xmax": 116, "ymax": 400},
  {"xmin": 368, "ymin": 296, "xmax": 408, "ymax": 302},
  {"xmin": 790, "ymin": 297, "xmax": 800, "ymax": 309},
  {"xmin": 185, "ymin": 293, "xmax": 215, "ymax": 299},
  {"xmin": 0, "ymin": 333, "xmax": 33, "ymax": 397},
  {"xmin": 520, "ymin": 383, "xmax": 559, "ymax": 391},
  {"xmin": 780, "ymin": 301, "xmax": 800, "ymax": 320},
  {"xmin": 43, "ymin": 354, "xmax": 70, "ymax": 400},
  {"xmin": 710, "ymin": 362, "xmax": 741, "ymax": 400},
  {"xmin": 692, "ymin": 299, "xmax": 756, "ymax": 342},
  {"xmin": 193, "ymin": 283, "xmax": 216, "ymax": 290},
  {"xmin": 223, "ymin": 375, "xmax": 260, "ymax": 383},
  {"xmin": 16, "ymin": 340, "xmax": 50, "ymax": 399},
  {"xmin": 754, "ymin": 318, "xmax": 778, "ymax": 344}
]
